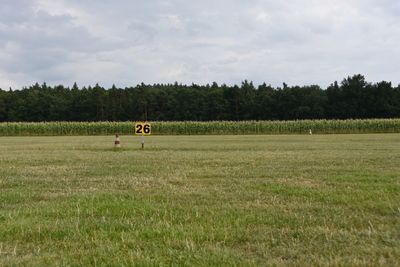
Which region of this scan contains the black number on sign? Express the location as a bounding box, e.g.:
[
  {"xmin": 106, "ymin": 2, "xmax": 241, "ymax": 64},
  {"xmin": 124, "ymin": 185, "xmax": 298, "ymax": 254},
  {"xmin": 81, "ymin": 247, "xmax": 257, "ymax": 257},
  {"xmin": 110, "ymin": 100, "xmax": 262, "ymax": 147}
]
[
  {"xmin": 135, "ymin": 123, "xmax": 151, "ymax": 135},
  {"xmin": 136, "ymin": 124, "xmax": 143, "ymax": 134},
  {"xmin": 143, "ymin": 124, "xmax": 150, "ymax": 134}
]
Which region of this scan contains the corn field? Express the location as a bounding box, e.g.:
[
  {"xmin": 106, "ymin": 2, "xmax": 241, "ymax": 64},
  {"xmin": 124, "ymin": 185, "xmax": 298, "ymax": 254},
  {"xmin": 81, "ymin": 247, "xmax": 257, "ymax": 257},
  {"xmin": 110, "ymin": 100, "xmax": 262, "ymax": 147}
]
[{"xmin": 0, "ymin": 119, "xmax": 400, "ymax": 136}]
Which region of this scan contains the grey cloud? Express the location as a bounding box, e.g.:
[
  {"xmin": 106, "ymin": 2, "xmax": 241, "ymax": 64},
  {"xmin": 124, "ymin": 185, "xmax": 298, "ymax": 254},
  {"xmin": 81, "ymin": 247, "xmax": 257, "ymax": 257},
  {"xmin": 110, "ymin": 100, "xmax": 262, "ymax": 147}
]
[
  {"xmin": 0, "ymin": 1, "xmax": 125, "ymax": 87},
  {"xmin": 0, "ymin": 0, "xmax": 399, "ymax": 89},
  {"xmin": 0, "ymin": 0, "xmax": 33, "ymax": 25}
]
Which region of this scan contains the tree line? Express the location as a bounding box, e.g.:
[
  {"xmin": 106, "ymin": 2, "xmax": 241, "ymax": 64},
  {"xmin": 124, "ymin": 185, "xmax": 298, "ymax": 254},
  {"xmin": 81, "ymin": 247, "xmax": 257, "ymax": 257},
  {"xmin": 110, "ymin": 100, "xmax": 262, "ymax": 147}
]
[{"xmin": 0, "ymin": 74, "xmax": 399, "ymax": 122}]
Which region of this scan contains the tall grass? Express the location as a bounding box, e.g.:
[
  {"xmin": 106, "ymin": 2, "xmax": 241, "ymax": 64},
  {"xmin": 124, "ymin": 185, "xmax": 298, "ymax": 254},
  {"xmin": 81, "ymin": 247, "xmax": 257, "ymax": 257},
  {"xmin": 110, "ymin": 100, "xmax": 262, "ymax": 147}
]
[{"xmin": 0, "ymin": 119, "xmax": 400, "ymax": 136}]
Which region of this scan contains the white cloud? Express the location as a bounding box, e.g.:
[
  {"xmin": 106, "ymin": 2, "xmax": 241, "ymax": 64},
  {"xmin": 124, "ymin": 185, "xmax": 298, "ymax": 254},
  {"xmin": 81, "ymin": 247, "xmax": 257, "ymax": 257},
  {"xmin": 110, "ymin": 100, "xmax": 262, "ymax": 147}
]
[{"xmin": 0, "ymin": 0, "xmax": 399, "ymax": 89}]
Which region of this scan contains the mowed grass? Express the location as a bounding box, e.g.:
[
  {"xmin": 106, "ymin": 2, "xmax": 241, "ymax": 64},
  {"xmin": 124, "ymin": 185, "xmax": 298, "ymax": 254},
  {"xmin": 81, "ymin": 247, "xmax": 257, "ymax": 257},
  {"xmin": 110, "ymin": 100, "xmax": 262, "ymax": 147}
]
[{"xmin": 0, "ymin": 135, "xmax": 399, "ymax": 266}]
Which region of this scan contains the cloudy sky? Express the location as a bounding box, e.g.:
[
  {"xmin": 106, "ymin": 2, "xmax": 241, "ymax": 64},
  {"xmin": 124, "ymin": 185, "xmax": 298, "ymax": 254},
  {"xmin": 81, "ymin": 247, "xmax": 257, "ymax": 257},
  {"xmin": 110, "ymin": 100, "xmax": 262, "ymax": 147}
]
[{"xmin": 0, "ymin": 0, "xmax": 399, "ymax": 89}]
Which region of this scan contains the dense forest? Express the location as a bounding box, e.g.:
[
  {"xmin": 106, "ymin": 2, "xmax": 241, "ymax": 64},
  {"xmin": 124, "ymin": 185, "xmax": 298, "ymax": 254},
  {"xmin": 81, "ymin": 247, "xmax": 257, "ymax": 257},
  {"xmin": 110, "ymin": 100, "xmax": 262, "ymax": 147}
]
[{"xmin": 0, "ymin": 74, "xmax": 399, "ymax": 122}]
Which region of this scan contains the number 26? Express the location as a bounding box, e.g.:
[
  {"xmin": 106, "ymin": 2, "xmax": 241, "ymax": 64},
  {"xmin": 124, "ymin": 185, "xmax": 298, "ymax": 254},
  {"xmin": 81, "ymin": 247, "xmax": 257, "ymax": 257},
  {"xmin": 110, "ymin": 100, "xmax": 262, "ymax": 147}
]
[{"xmin": 135, "ymin": 123, "xmax": 151, "ymax": 135}]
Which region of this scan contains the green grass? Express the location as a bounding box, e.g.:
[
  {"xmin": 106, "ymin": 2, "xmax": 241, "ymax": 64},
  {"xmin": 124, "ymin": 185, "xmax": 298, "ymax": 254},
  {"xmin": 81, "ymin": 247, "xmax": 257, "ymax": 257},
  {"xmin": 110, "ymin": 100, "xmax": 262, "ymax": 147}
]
[{"xmin": 0, "ymin": 135, "xmax": 399, "ymax": 266}]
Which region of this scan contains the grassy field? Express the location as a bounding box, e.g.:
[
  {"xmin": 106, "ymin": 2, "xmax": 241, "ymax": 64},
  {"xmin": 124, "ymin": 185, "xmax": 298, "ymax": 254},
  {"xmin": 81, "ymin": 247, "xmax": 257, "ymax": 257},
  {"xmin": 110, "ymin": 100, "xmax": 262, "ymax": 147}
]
[{"xmin": 0, "ymin": 135, "xmax": 399, "ymax": 266}]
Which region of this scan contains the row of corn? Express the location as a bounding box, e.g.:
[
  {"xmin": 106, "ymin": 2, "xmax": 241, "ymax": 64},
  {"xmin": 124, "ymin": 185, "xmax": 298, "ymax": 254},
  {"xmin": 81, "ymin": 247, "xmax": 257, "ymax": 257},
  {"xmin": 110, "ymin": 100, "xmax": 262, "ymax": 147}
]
[{"xmin": 0, "ymin": 119, "xmax": 399, "ymax": 136}]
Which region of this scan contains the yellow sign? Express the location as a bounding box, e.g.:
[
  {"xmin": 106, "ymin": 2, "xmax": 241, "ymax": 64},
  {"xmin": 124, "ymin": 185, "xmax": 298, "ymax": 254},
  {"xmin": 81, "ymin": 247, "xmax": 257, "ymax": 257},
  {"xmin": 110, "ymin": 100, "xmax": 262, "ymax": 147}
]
[{"xmin": 135, "ymin": 122, "xmax": 151, "ymax": 135}]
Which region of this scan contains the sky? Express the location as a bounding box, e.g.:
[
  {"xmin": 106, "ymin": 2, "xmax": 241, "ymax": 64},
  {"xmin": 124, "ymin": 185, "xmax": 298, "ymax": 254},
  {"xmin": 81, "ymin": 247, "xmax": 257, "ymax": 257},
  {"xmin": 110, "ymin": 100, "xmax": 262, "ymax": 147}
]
[{"xmin": 0, "ymin": 0, "xmax": 399, "ymax": 89}]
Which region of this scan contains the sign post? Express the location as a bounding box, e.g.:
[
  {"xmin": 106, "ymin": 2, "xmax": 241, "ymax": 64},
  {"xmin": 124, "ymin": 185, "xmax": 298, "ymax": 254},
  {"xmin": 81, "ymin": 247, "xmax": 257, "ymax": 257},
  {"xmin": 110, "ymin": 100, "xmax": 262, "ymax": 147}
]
[{"xmin": 135, "ymin": 122, "xmax": 151, "ymax": 149}]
